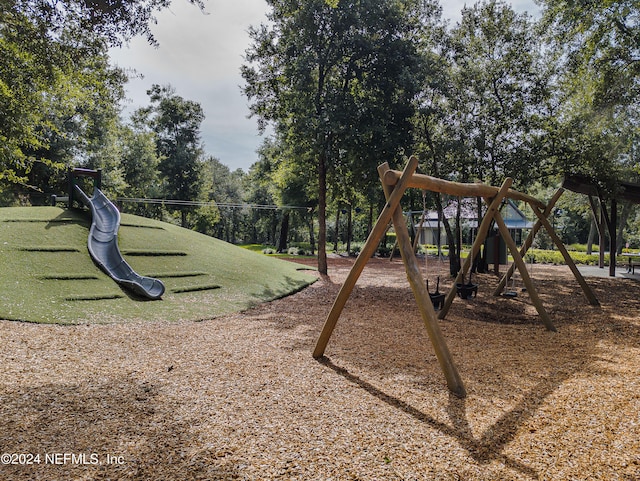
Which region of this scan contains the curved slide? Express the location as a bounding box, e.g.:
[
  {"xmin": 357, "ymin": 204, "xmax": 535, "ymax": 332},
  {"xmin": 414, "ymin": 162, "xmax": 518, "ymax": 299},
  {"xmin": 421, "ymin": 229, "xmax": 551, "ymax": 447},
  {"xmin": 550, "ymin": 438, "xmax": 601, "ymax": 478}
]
[{"xmin": 74, "ymin": 185, "xmax": 165, "ymax": 300}]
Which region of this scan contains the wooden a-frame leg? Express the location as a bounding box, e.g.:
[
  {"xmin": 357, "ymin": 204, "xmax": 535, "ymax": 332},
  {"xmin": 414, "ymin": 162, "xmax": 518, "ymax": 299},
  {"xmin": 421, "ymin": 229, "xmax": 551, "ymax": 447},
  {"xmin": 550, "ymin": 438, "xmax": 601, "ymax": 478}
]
[
  {"xmin": 493, "ymin": 212, "xmax": 557, "ymax": 331},
  {"xmin": 378, "ymin": 163, "xmax": 466, "ymax": 398},
  {"xmin": 313, "ymin": 156, "xmax": 419, "ymax": 359},
  {"xmin": 438, "ymin": 178, "xmax": 513, "ymax": 320},
  {"xmin": 531, "ymin": 206, "xmax": 600, "ymax": 306},
  {"xmin": 494, "ymin": 188, "xmax": 565, "ymax": 296}
]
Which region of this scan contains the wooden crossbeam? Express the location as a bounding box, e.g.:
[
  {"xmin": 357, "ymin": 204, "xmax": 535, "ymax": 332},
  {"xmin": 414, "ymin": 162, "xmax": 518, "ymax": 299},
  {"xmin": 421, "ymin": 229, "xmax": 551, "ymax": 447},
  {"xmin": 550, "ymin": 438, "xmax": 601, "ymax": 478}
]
[{"xmin": 382, "ymin": 169, "xmax": 546, "ymax": 210}]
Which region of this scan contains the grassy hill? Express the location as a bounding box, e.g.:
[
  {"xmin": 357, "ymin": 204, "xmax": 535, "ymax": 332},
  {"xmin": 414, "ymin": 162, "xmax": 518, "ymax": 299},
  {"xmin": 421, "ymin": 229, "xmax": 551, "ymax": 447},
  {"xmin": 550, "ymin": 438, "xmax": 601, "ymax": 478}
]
[{"xmin": 0, "ymin": 207, "xmax": 317, "ymax": 324}]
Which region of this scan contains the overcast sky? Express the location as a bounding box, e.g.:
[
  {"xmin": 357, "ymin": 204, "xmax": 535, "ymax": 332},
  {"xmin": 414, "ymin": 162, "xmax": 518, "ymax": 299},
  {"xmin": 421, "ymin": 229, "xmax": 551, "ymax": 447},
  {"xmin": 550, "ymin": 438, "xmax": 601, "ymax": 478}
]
[{"xmin": 109, "ymin": 0, "xmax": 540, "ymax": 172}]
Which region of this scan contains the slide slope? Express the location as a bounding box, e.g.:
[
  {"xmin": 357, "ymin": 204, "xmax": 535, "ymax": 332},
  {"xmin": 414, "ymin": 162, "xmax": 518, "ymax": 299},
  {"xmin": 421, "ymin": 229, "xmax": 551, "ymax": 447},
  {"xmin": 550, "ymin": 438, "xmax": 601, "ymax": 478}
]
[{"xmin": 75, "ymin": 186, "xmax": 165, "ymax": 300}]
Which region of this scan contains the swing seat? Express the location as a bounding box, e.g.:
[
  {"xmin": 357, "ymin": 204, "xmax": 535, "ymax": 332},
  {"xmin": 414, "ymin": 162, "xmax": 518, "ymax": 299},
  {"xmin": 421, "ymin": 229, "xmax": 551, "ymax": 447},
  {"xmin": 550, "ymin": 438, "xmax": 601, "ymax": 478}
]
[
  {"xmin": 426, "ymin": 278, "xmax": 445, "ymax": 310},
  {"xmin": 502, "ymin": 290, "xmax": 518, "ymax": 298},
  {"xmin": 456, "ymin": 282, "xmax": 478, "ymax": 299},
  {"xmin": 429, "ymin": 292, "xmax": 445, "ymax": 310}
]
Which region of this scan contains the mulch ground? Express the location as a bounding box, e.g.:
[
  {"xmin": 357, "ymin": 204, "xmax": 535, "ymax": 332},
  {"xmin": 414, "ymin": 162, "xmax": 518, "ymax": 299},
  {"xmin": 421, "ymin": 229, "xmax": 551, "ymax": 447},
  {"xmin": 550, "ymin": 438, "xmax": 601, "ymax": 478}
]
[{"xmin": 1, "ymin": 255, "xmax": 639, "ymax": 480}]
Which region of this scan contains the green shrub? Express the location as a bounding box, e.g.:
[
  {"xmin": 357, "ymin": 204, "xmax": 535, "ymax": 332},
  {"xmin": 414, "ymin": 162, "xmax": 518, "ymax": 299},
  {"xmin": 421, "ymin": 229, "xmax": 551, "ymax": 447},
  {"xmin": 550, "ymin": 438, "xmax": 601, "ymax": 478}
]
[
  {"xmin": 567, "ymin": 243, "xmax": 599, "ymax": 253},
  {"xmin": 527, "ymin": 249, "xmax": 602, "ymax": 266}
]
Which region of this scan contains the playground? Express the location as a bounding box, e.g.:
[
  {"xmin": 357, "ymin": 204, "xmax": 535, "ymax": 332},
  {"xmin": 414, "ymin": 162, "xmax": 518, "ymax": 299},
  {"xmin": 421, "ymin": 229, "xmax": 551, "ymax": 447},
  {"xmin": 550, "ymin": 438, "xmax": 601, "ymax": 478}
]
[
  {"xmin": 1, "ymin": 254, "xmax": 639, "ymax": 480},
  {"xmin": 1, "ymin": 162, "xmax": 639, "ymax": 479}
]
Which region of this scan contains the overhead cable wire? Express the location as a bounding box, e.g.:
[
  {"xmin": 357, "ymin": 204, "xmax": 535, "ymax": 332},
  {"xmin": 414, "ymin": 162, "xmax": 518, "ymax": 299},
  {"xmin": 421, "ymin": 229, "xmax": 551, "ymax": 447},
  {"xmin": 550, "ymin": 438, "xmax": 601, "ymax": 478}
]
[{"xmin": 116, "ymin": 197, "xmax": 311, "ymax": 210}]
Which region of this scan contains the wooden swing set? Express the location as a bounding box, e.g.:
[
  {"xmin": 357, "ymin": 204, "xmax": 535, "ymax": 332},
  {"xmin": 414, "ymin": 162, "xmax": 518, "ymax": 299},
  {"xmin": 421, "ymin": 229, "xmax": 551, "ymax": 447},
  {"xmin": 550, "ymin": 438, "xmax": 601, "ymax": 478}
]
[{"xmin": 313, "ymin": 156, "xmax": 600, "ymax": 398}]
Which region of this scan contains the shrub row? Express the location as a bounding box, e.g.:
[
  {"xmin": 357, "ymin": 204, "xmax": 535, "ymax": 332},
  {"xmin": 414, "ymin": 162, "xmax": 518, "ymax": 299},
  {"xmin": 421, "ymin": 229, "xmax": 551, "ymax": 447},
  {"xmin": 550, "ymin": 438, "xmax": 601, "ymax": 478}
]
[{"xmin": 527, "ymin": 249, "xmax": 602, "ymax": 265}]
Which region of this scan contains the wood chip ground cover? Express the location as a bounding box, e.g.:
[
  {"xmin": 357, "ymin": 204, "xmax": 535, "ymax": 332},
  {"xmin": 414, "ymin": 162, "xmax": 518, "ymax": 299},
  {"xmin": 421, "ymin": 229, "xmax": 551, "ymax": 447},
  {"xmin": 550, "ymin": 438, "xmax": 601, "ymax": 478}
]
[{"xmin": 0, "ymin": 256, "xmax": 638, "ymax": 480}]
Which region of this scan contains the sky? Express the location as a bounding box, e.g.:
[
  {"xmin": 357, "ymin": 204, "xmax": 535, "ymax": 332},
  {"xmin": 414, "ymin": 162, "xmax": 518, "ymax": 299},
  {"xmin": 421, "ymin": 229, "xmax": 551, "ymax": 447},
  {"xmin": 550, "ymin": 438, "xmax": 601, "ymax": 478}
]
[{"xmin": 109, "ymin": 0, "xmax": 540, "ymax": 173}]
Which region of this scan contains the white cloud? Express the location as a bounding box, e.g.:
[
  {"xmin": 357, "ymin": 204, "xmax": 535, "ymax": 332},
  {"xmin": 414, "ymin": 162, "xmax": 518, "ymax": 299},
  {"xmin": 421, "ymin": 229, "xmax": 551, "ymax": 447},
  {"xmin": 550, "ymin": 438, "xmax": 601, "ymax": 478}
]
[{"xmin": 110, "ymin": 0, "xmax": 269, "ymax": 171}]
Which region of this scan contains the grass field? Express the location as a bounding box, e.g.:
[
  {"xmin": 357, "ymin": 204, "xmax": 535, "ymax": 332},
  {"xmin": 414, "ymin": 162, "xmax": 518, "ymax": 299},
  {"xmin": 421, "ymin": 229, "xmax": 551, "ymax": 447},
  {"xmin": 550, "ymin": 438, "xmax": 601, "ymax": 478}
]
[{"xmin": 0, "ymin": 207, "xmax": 317, "ymax": 324}]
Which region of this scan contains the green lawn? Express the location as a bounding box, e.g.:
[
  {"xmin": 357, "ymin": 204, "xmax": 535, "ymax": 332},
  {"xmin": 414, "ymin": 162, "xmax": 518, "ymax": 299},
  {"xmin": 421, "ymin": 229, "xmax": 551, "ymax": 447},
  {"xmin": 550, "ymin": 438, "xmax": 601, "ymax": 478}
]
[{"xmin": 0, "ymin": 207, "xmax": 317, "ymax": 324}]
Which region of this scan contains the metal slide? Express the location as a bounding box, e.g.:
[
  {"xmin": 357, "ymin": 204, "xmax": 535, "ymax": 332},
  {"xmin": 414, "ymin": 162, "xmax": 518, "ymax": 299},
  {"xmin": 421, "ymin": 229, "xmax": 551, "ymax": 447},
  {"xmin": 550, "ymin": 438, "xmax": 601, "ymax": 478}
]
[{"xmin": 74, "ymin": 185, "xmax": 165, "ymax": 300}]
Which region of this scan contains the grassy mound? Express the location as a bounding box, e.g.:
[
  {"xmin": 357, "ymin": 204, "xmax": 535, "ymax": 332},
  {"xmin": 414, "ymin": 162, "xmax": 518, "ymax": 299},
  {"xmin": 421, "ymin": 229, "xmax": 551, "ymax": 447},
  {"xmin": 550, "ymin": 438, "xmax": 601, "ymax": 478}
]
[{"xmin": 0, "ymin": 207, "xmax": 317, "ymax": 324}]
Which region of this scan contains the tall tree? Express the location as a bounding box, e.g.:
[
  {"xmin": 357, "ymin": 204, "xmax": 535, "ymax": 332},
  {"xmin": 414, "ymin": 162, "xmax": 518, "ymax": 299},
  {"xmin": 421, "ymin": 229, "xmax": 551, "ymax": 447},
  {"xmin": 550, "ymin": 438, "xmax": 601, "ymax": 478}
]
[
  {"xmin": 243, "ymin": 155, "xmax": 281, "ymax": 246},
  {"xmin": 250, "ymin": 135, "xmax": 317, "ymax": 252},
  {"xmin": 538, "ymin": 0, "xmax": 639, "ymax": 196},
  {"xmin": 118, "ymin": 124, "xmax": 163, "ymax": 218},
  {"xmin": 8, "ymin": 0, "xmax": 204, "ymax": 47},
  {"xmin": 447, "ymin": 0, "xmax": 549, "ymax": 188},
  {"xmin": 134, "ymin": 84, "xmax": 204, "ymax": 227},
  {"xmin": 199, "ymin": 157, "xmax": 241, "ymax": 242},
  {"xmin": 0, "ymin": 0, "xmax": 204, "ymax": 201},
  {"xmin": 0, "ymin": 9, "xmax": 127, "ymax": 200},
  {"xmin": 539, "ymin": 0, "xmax": 640, "ymax": 109},
  {"xmin": 242, "ymin": 0, "xmax": 430, "ymax": 274}
]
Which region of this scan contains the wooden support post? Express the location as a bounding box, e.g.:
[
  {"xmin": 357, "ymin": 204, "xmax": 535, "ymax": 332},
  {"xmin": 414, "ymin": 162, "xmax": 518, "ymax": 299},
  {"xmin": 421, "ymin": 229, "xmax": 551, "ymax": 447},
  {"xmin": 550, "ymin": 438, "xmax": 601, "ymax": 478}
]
[
  {"xmin": 530, "ymin": 206, "xmax": 600, "ymax": 306},
  {"xmin": 591, "ymin": 197, "xmax": 606, "ymax": 268},
  {"xmin": 494, "ymin": 188, "xmax": 565, "ymax": 296},
  {"xmin": 493, "ymin": 212, "xmax": 557, "ymax": 331},
  {"xmin": 438, "ymin": 178, "xmax": 513, "ymax": 320},
  {"xmin": 313, "ymin": 156, "xmax": 419, "ymax": 359},
  {"xmin": 599, "ymin": 197, "xmax": 614, "ymax": 271},
  {"xmin": 378, "ymin": 163, "xmax": 466, "ymax": 398}
]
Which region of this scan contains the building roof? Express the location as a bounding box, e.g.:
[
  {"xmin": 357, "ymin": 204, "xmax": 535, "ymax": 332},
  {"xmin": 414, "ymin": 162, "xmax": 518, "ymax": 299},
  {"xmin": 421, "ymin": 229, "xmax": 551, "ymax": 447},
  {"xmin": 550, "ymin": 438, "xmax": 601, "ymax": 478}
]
[{"xmin": 414, "ymin": 198, "xmax": 533, "ymax": 230}]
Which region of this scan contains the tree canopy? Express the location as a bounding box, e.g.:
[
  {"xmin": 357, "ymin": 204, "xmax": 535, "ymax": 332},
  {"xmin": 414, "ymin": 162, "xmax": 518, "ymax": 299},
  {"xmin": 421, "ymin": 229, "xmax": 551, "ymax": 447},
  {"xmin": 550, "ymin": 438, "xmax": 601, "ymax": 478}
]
[
  {"xmin": 1, "ymin": 0, "xmax": 639, "ymax": 253},
  {"xmin": 539, "ymin": 0, "xmax": 640, "ymax": 108},
  {"xmin": 134, "ymin": 84, "xmax": 204, "ymax": 226},
  {"xmin": 0, "ymin": 0, "xmax": 202, "ymax": 197},
  {"xmin": 242, "ymin": 0, "xmax": 437, "ymax": 273}
]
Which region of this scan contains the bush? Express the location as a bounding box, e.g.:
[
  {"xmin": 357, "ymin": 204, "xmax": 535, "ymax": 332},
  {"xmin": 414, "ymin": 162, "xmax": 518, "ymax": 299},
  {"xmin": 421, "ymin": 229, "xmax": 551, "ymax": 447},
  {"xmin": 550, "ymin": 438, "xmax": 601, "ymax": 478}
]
[
  {"xmin": 285, "ymin": 246, "xmax": 310, "ymax": 256},
  {"xmin": 527, "ymin": 249, "xmax": 602, "ymax": 266},
  {"xmin": 567, "ymin": 243, "xmax": 599, "ymax": 253}
]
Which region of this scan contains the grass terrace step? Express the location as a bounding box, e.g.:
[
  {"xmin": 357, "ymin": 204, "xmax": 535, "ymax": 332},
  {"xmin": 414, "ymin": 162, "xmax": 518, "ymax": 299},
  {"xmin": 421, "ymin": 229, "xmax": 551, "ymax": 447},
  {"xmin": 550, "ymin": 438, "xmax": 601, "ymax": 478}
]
[{"xmin": 0, "ymin": 206, "xmax": 317, "ymax": 324}]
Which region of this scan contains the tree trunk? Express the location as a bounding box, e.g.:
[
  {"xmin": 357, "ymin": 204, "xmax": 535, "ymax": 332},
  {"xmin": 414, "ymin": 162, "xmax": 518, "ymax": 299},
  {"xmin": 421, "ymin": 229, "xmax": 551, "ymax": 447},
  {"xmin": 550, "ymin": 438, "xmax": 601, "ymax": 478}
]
[
  {"xmin": 181, "ymin": 209, "xmax": 187, "ymax": 228},
  {"xmin": 454, "ymin": 199, "xmax": 462, "ymax": 277},
  {"xmin": 616, "ymin": 201, "xmax": 632, "ymax": 254},
  {"xmin": 308, "ymin": 211, "xmax": 316, "ymax": 255},
  {"xmin": 436, "ymin": 195, "xmax": 443, "ymax": 258},
  {"xmin": 346, "ymin": 205, "xmax": 352, "ymax": 255},
  {"xmin": 435, "ymin": 194, "xmax": 459, "ymax": 276},
  {"xmin": 473, "ymin": 196, "xmax": 486, "ymax": 273},
  {"xmin": 277, "ymin": 210, "xmax": 290, "ymax": 253},
  {"xmin": 333, "ymin": 208, "xmax": 341, "ymax": 252},
  {"xmin": 586, "ymin": 218, "xmax": 596, "ymax": 255},
  {"xmin": 271, "ymin": 210, "xmax": 278, "ymax": 246},
  {"xmin": 318, "ymin": 152, "xmax": 328, "ymax": 275},
  {"xmin": 610, "ymin": 198, "xmax": 617, "ymax": 277}
]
